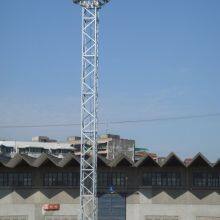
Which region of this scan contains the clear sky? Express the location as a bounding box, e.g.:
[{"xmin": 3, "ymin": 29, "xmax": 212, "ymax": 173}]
[{"xmin": 0, "ymin": 0, "xmax": 220, "ymax": 161}]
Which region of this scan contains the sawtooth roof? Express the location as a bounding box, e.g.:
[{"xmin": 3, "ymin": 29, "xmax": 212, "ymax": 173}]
[
  {"xmin": 161, "ymin": 152, "xmax": 186, "ymax": 167},
  {"xmin": 186, "ymin": 153, "xmax": 212, "ymax": 168},
  {"xmin": 0, "ymin": 152, "xmax": 218, "ymax": 168},
  {"xmin": 134, "ymin": 155, "xmax": 159, "ymax": 167},
  {"xmin": 109, "ymin": 153, "xmax": 134, "ymax": 167}
]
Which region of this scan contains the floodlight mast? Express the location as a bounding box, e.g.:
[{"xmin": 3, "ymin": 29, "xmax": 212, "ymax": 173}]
[{"xmin": 73, "ymin": 1, "xmax": 110, "ymax": 220}]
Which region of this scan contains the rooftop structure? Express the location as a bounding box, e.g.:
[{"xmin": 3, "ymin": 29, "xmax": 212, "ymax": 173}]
[
  {"xmin": 32, "ymin": 136, "xmax": 57, "ymax": 143},
  {"xmin": 0, "ymin": 151, "xmax": 217, "ymax": 168}
]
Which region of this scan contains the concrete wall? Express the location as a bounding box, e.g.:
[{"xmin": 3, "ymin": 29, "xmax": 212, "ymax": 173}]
[
  {"xmin": 127, "ymin": 190, "xmax": 220, "ymax": 220},
  {"xmin": 0, "ymin": 190, "xmax": 79, "ymax": 220},
  {"xmin": 0, "ymin": 189, "xmax": 219, "ymax": 220}
]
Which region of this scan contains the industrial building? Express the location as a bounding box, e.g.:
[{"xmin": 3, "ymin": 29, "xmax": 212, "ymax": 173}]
[{"xmin": 0, "ymin": 152, "xmax": 219, "ymax": 220}]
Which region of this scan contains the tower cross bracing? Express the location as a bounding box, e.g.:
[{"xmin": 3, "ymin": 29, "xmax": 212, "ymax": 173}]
[{"xmin": 72, "ymin": 1, "xmax": 110, "ymax": 220}]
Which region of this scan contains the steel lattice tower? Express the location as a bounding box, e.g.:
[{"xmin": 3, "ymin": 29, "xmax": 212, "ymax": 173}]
[{"xmin": 73, "ymin": 1, "xmax": 110, "ymax": 220}]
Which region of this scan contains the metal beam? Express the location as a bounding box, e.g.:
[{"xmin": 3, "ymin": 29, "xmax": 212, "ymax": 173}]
[{"xmin": 80, "ymin": 6, "xmax": 98, "ymax": 220}]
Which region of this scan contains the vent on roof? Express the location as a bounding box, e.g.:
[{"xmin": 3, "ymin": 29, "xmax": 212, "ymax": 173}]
[{"xmin": 100, "ymin": 134, "xmax": 120, "ymax": 139}]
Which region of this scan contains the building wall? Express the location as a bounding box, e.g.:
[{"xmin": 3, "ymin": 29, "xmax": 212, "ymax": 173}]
[
  {"xmin": 127, "ymin": 190, "xmax": 220, "ymax": 220},
  {"xmin": 0, "ymin": 186, "xmax": 80, "ymax": 220},
  {"xmin": 0, "ymin": 155, "xmax": 219, "ymax": 220},
  {"xmin": 0, "ymin": 189, "xmax": 220, "ymax": 220},
  {"xmin": 106, "ymin": 138, "xmax": 135, "ymax": 161}
]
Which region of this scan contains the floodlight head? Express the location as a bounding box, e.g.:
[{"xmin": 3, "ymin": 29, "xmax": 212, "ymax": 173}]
[{"xmin": 73, "ymin": 0, "xmax": 110, "ymax": 8}]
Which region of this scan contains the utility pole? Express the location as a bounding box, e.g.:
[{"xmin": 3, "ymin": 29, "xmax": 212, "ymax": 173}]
[{"xmin": 72, "ymin": 1, "xmax": 111, "ymax": 220}]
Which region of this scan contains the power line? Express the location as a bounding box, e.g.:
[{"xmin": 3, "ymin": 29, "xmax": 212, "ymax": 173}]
[
  {"xmin": 0, "ymin": 113, "xmax": 220, "ymax": 129},
  {"xmin": 109, "ymin": 113, "xmax": 220, "ymax": 124},
  {"xmin": 0, "ymin": 123, "xmax": 80, "ymax": 129}
]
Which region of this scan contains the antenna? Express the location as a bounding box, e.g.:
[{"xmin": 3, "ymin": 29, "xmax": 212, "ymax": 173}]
[{"xmin": 73, "ymin": 1, "xmax": 111, "ymax": 220}]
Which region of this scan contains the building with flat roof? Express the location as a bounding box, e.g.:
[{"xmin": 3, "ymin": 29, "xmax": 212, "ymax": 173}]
[
  {"xmin": 0, "ymin": 152, "xmax": 219, "ymax": 220},
  {"xmin": 70, "ymin": 134, "xmax": 135, "ymax": 160},
  {"xmin": 0, "ymin": 140, "xmax": 74, "ymax": 158},
  {"xmin": 0, "ymin": 134, "xmax": 135, "ymax": 160}
]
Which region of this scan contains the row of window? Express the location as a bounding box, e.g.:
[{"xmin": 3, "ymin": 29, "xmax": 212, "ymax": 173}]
[
  {"xmin": 98, "ymin": 172, "xmax": 126, "ymax": 187},
  {"xmin": 0, "ymin": 173, "xmax": 32, "ymax": 187},
  {"xmin": 0, "ymin": 172, "xmax": 126, "ymax": 187},
  {"xmin": 0, "ymin": 172, "xmax": 220, "ymax": 188},
  {"xmin": 193, "ymin": 172, "xmax": 220, "ymax": 187},
  {"xmin": 142, "ymin": 172, "xmax": 182, "ymax": 187},
  {"xmin": 44, "ymin": 172, "xmax": 127, "ymax": 187},
  {"xmin": 43, "ymin": 172, "xmax": 80, "ymax": 187}
]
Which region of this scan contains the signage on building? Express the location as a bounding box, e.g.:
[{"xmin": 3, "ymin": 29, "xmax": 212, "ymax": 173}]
[{"xmin": 43, "ymin": 204, "xmax": 60, "ymax": 211}]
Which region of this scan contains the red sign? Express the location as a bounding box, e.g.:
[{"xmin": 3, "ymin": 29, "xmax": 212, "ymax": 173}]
[{"xmin": 43, "ymin": 204, "xmax": 60, "ymax": 211}]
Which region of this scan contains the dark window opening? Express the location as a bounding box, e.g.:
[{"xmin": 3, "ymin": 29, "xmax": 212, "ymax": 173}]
[
  {"xmin": 43, "ymin": 172, "xmax": 79, "ymax": 187},
  {"xmin": 0, "ymin": 172, "xmax": 32, "ymax": 187},
  {"xmin": 142, "ymin": 172, "xmax": 181, "ymax": 187},
  {"xmin": 98, "ymin": 172, "xmax": 126, "ymax": 187},
  {"xmin": 193, "ymin": 172, "xmax": 220, "ymax": 187}
]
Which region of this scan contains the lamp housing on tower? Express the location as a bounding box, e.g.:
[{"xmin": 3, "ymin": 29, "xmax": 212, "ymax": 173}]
[{"xmin": 73, "ymin": 0, "xmax": 110, "ymax": 8}]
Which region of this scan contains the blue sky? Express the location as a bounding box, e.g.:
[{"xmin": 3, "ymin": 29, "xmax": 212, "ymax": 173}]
[{"xmin": 0, "ymin": 0, "xmax": 220, "ymax": 161}]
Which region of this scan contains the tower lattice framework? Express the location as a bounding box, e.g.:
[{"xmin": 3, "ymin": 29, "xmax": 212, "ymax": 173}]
[{"xmin": 73, "ymin": 1, "xmax": 110, "ymax": 220}]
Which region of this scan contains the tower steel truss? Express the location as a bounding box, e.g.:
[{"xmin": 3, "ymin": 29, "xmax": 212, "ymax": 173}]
[
  {"xmin": 73, "ymin": 1, "xmax": 110, "ymax": 220},
  {"xmin": 80, "ymin": 6, "xmax": 98, "ymax": 220}
]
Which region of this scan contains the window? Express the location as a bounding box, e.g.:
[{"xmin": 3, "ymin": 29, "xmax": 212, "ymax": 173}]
[
  {"xmin": 193, "ymin": 172, "xmax": 220, "ymax": 187},
  {"xmin": 98, "ymin": 172, "xmax": 126, "ymax": 187},
  {"xmin": 43, "ymin": 172, "xmax": 79, "ymax": 187},
  {"xmin": 142, "ymin": 172, "xmax": 181, "ymax": 187},
  {"xmin": 0, "ymin": 173, "xmax": 32, "ymax": 187},
  {"xmin": 0, "ymin": 173, "xmax": 7, "ymax": 186}
]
